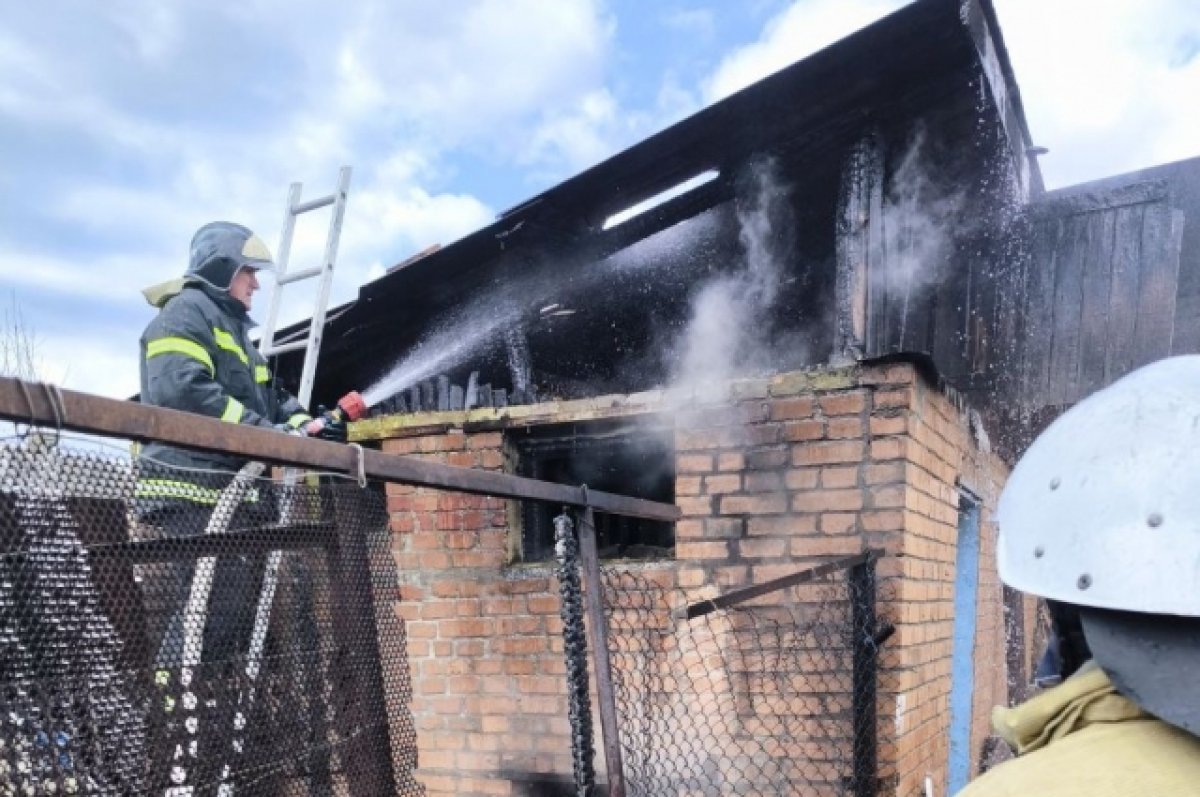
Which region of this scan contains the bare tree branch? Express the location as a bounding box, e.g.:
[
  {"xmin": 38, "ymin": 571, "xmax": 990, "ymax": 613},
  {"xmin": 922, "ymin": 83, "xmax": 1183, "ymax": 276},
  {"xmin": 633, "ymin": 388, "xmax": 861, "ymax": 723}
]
[{"xmin": 1, "ymin": 291, "xmax": 40, "ymax": 380}]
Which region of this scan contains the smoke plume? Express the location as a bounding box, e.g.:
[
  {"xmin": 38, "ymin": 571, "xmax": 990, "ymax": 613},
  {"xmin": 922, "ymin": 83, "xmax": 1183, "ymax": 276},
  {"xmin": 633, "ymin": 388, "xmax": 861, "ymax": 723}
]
[{"xmin": 670, "ymin": 159, "xmax": 794, "ymax": 399}]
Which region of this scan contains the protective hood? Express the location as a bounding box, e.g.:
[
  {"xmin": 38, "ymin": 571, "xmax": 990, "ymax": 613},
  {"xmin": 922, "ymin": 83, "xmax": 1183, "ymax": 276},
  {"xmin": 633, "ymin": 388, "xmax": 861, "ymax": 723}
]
[
  {"xmin": 1082, "ymin": 608, "xmax": 1200, "ymax": 737},
  {"xmin": 186, "ymin": 221, "xmax": 276, "ymax": 291},
  {"xmin": 992, "ymin": 662, "xmax": 1143, "ymax": 755}
]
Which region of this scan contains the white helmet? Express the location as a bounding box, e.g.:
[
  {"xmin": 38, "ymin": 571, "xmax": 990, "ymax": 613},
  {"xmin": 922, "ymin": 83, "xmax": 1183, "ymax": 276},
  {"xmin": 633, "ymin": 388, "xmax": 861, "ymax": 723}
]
[
  {"xmin": 998, "ymin": 354, "xmax": 1200, "ymax": 734},
  {"xmin": 998, "ymin": 354, "xmax": 1200, "ymax": 616}
]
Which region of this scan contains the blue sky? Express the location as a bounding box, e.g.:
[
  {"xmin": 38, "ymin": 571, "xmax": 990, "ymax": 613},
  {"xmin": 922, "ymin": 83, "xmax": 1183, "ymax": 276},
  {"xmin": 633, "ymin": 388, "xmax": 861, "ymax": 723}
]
[{"xmin": 2, "ymin": 0, "xmax": 1198, "ymax": 399}]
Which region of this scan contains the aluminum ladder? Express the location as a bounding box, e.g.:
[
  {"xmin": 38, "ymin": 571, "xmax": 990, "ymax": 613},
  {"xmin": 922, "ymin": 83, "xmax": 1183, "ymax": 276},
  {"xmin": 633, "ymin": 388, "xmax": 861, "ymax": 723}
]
[
  {"xmin": 258, "ymin": 165, "xmax": 352, "ymax": 407},
  {"xmin": 216, "ymin": 167, "xmax": 352, "ymax": 796}
]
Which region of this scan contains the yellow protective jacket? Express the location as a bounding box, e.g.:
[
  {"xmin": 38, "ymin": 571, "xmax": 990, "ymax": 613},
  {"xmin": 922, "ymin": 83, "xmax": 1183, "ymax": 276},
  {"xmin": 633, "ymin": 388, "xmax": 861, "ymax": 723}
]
[{"xmin": 959, "ymin": 662, "xmax": 1200, "ymax": 796}]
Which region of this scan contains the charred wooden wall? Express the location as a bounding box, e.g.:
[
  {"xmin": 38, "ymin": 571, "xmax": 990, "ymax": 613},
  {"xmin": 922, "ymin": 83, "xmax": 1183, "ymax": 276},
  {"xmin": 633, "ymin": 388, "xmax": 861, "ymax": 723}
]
[{"xmin": 867, "ymin": 157, "xmax": 1197, "ymax": 459}]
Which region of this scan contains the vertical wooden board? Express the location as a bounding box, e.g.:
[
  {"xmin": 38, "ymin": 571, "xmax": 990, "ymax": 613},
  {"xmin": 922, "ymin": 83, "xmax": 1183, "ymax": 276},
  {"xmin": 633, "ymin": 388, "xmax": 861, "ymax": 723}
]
[
  {"xmin": 991, "ymin": 217, "xmax": 1030, "ymax": 403},
  {"xmin": 1046, "ymin": 215, "xmax": 1087, "ymax": 405},
  {"xmin": 1171, "ymin": 294, "xmax": 1200, "ymax": 356},
  {"xmin": 1103, "ymin": 204, "xmax": 1143, "ymax": 384},
  {"xmin": 1018, "ymin": 217, "xmax": 1062, "ymax": 407},
  {"xmin": 967, "ymin": 228, "xmax": 1002, "ymax": 386},
  {"xmin": 1132, "ymin": 204, "xmax": 1184, "ymax": 367},
  {"xmin": 932, "ymin": 241, "xmax": 969, "ymax": 381},
  {"xmin": 1076, "ymin": 211, "xmax": 1117, "ymax": 400}
]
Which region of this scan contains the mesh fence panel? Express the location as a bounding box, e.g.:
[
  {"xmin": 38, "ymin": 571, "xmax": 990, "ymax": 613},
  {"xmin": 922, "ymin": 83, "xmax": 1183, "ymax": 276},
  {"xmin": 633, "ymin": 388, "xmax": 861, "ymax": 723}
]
[
  {"xmin": 0, "ymin": 438, "xmax": 422, "ymax": 796},
  {"xmin": 601, "ymin": 562, "xmax": 888, "ymax": 797}
]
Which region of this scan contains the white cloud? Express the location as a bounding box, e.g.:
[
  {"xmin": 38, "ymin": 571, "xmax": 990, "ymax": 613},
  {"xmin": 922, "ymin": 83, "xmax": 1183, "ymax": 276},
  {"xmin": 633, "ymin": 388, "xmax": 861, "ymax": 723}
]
[
  {"xmin": 993, "ymin": 0, "xmax": 1200, "ymax": 187},
  {"xmin": 704, "ymin": 0, "xmax": 905, "ymax": 103},
  {"xmin": 663, "ymin": 8, "xmax": 717, "ymax": 41},
  {"xmin": 38, "ymin": 333, "xmax": 141, "ymax": 400},
  {"xmin": 702, "ymin": 0, "xmax": 1200, "ymax": 189}
]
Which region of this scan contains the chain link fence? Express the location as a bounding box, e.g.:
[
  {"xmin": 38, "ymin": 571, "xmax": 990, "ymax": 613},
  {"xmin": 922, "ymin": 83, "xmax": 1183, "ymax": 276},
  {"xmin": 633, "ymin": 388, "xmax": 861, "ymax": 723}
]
[
  {"xmin": 0, "ymin": 436, "xmax": 421, "ymax": 796},
  {"xmin": 592, "ymin": 554, "xmax": 891, "ymax": 797},
  {"xmin": 551, "ymin": 509, "xmax": 894, "ymax": 796}
]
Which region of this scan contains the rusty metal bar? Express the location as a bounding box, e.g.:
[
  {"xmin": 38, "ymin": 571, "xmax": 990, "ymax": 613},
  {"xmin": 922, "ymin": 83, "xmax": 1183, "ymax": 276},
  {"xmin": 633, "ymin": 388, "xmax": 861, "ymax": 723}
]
[
  {"xmin": 0, "ymin": 378, "xmax": 679, "ymax": 522},
  {"xmin": 576, "ymin": 507, "xmax": 625, "ymax": 797},
  {"xmin": 677, "ymin": 551, "xmax": 874, "ymax": 620}
]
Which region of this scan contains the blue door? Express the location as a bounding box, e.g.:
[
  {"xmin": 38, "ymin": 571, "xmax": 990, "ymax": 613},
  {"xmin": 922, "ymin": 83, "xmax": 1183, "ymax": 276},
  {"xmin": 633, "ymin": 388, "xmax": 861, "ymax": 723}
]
[{"xmin": 948, "ymin": 495, "xmax": 981, "ymax": 794}]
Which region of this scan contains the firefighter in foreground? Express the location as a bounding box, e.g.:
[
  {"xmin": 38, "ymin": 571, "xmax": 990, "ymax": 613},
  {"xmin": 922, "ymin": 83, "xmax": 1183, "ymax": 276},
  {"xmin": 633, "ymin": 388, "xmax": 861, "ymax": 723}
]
[
  {"xmin": 136, "ymin": 221, "xmax": 348, "ymax": 790},
  {"xmin": 960, "ymin": 354, "xmax": 1200, "ymax": 796}
]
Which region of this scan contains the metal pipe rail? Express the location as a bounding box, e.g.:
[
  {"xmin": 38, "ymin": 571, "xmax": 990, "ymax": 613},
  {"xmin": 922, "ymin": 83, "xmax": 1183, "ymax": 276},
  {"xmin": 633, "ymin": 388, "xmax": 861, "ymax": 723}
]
[{"xmin": 0, "ymin": 378, "xmax": 680, "ymax": 523}]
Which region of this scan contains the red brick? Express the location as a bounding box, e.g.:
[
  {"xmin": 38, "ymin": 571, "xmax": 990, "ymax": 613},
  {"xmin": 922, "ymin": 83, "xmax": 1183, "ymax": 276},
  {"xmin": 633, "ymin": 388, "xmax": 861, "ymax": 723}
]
[
  {"xmin": 862, "ymin": 509, "xmax": 904, "ymax": 532},
  {"xmin": 677, "ymin": 496, "xmax": 714, "ymax": 516},
  {"xmin": 441, "ymin": 618, "xmax": 492, "ymax": 637},
  {"xmin": 746, "ymin": 425, "xmax": 782, "ymax": 445},
  {"xmin": 677, "ymin": 453, "xmax": 714, "ymax": 473},
  {"xmin": 820, "ymin": 466, "xmax": 858, "ymax": 489},
  {"xmin": 527, "ymin": 595, "xmax": 559, "ymax": 614},
  {"xmin": 746, "ymin": 447, "xmax": 790, "ymax": 470},
  {"xmin": 820, "ymin": 512, "xmax": 857, "ymax": 535},
  {"xmin": 793, "ymin": 441, "xmax": 865, "ymax": 466},
  {"xmin": 870, "ymin": 414, "xmax": 908, "ymax": 436},
  {"xmin": 467, "ymin": 432, "xmax": 503, "ymax": 449},
  {"xmin": 675, "ymin": 476, "xmax": 702, "ymax": 496},
  {"xmin": 675, "ymin": 519, "xmax": 705, "ymax": 539},
  {"xmin": 791, "ymin": 489, "xmax": 863, "ymax": 512},
  {"xmin": 704, "ymin": 518, "xmax": 745, "ymax": 538},
  {"xmin": 827, "ymin": 417, "xmax": 864, "ymax": 439},
  {"xmin": 744, "ymin": 471, "xmax": 783, "ymax": 492},
  {"xmin": 740, "ymin": 538, "xmax": 787, "ymax": 558},
  {"xmin": 770, "ymin": 396, "xmax": 815, "ymax": 420},
  {"xmin": 874, "ymin": 387, "xmax": 913, "ymax": 409},
  {"xmin": 783, "ymin": 419, "xmax": 825, "ymax": 442},
  {"xmin": 719, "ymin": 494, "xmax": 788, "ymax": 515},
  {"xmin": 784, "ymin": 468, "xmax": 819, "ymax": 490},
  {"xmin": 818, "ymin": 392, "xmax": 866, "ymax": 416},
  {"xmin": 747, "ymin": 515, "xmax": 817, "ymax": 536},
  {"xmin": 480, "ymin": 449, "xmax": 505, "ymax": 469},
  {"xmin": 791, "ymin": 537, "xmax": 863, "ymax": 557},
  {"xmin": 677, "ymin": 428, "xmax": 742, "ymax": 450},
  {"xmin": 383, "ymin": 437, "xmax": 421, "ymax": 455},
  {"xmin": 859, "ymin": 363, "xmax": 916, "ymax": 385},
  {"xmin": 703, "ymin": 474, "xmax": 742, "ymax": 494},
  {"xmin": 871, "ymin": 484, "xmax": 906, "ymax": 508},
  {"xmin": 677, "ymin": 540, "xmax": 730, "ymax": 560},
  {"xmin": 717, "ymin": 451, "xmax": 745, "ymax": 471},
  {"xmin": 446, "ymin": 451, "xmax": 479, "ymax": 468},
  {"xmin": 870, "ymin": 437, "xmax": 908, "ymax": 461},
  {"xmin": 867, "ymin": 461, "xmax": 906, "ymax": 484}
]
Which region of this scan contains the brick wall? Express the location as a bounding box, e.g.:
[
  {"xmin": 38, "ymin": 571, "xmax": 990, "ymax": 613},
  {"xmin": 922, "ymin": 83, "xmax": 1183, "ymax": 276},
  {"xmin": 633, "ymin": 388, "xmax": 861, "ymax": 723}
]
[{"xmin": 356, "ymin": 362, "xmax": 1018, "ymax": 796}]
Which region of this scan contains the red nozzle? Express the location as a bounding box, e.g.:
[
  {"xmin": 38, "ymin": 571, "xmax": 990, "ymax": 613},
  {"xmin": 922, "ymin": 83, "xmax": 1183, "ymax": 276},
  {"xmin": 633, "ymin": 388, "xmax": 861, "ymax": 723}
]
[{"xmin": 337, "ymin": 390, "xmax": 368, "ymax": 422}]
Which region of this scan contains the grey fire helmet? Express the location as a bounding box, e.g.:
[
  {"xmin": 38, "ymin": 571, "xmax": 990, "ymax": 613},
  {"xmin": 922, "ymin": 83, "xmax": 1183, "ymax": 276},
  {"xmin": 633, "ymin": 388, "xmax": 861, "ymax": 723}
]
[
  {"xmin": 997, "ymin": 354, "xmax": 1200, "ymax": 735},
  {"xmin": 185, "ymin": 221, "xmax": 276, "ymax": 290}
]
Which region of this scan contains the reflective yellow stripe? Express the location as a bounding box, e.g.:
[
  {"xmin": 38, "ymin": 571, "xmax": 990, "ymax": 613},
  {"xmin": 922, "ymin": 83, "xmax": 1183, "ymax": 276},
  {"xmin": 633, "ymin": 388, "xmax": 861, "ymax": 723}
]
[
  {"xmin": 220, "ymin": 396, "xmax": 244, "ymax": 423},
  {"xmin": 146, "ymin": 337, "xmax": 214, "ymax": 375},
  {"xmin": 287, "ymin": 412, "xmax": 312, "ymax": 429},
  {"xmin": 212, "ymin": 327, "xmax": 249, "ymax": 365},
  {"xmin": 135, "ymin": 478, "xmax": 259, "ymax": 505},
  {"xmin": 255, "ymin": 364, "xmax": 270, "ymax": 383}
]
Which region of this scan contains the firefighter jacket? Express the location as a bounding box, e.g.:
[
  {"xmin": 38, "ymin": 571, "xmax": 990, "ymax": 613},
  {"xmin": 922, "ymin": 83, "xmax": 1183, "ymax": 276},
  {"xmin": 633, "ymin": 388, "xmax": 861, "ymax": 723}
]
[
  {"xmin": 958, "ymin": 661, "xmax": 1200, "ymax": 796},
  {"xmin": 137, "ymin": 283, "xmax": 311, "ymax": 500}
]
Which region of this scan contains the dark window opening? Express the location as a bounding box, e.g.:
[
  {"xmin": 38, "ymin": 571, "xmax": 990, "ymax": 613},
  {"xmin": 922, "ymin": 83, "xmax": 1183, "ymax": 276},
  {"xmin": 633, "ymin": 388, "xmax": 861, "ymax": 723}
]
[{"xmin": 511, "ymin": 419, "xmax": 675, "ymax": 562}]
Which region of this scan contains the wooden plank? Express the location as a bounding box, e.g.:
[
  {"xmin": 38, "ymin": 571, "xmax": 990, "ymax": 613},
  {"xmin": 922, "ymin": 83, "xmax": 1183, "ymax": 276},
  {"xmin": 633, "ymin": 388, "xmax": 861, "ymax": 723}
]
[
  {"xmin": 0, "ymin": 378, "xmax": 681, "ymax": 523},
  {"xmin": 1046, "ymin": 215, "xmax": 1087, "ymax": 405},
  {"xmin": 991, "ymin": 215, "xmax": 1031, "ymax": 404},
  {"xmin": 1030, "ymin": 179, "xmax": 1168, "ymax": 220},
  {"xmin": 1131, "ymin": 204, "xmax": 1185, "ymax": 367},
  {"xmin": 1018, "ymin": 217, "xmax": 1063, "ymax": 406},
  {"xmin": 1103, "ymin": 204, "xmax": 1144, "ymax": 384},
  {"xmin": 1075, "ymin": 210, "xmax": 1117, "ymax": 399},
  {"xmin": 837, "ymin": 135, "xmax": 883, "ymax": 357}
]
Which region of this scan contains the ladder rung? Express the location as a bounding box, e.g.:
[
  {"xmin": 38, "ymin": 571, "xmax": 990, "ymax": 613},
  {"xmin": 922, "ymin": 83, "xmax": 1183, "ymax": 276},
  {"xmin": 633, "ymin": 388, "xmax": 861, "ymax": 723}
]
[
  {"xmin": 277, "ymin": 266, "xmax": 324, "ymax": 285},
  {"xmin": 292, "ymin": 194, "xmax": 336, "ymax": 215},
  {"xmin": 262, "ymin": 339, "xmax": 310, "ymax": 357}
]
